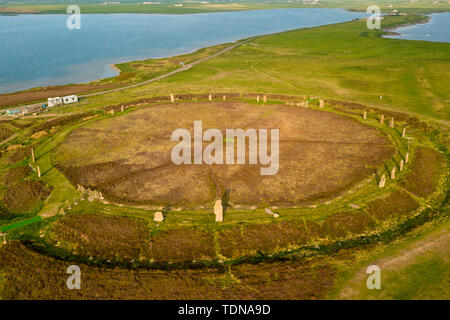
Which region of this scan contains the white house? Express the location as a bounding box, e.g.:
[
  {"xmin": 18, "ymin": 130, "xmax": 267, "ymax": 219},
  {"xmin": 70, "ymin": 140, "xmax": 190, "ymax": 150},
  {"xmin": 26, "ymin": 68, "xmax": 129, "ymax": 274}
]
[
  {"xmin": 62, "ymin": 95, "xmax": 78, "ymax": 104},
  {"xmin": 48, "ymin": 97, "xmax": 63, "ymax": 107}
]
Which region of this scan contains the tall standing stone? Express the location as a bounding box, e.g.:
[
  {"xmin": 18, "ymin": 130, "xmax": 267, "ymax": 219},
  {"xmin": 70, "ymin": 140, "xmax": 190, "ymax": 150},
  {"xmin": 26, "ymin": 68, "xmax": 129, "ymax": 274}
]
[
  {"xmin": 256, "ymin": 95, "xmax": 260, "ymax": 103},
  {"xmin": 37, "ymin": 166, "xmax": 41, "ymax": 178},
  {"xmin": 208, "ymin": 93, "xmax": 212, "ymax": 101},
  {"xmin": 402, "ymin": 127, "xmax": 406, "ymax": 138},
  {"xmin": 389, "ymin": 117, "xmax": 394, "ymax": 128},
  {"xmin": 405, "ymin": 152, "xmax": 409, "ymax": 164},
  {"xmin": 214, "ymin": 200, "xmax": 223, "ymax": 222},
  {"xmin": 391, "ymin": 167, "xmax": 396, "ymax": 179},
  {"xmin": 153, "ymin": 212, "xmax": 164, "ymax": 222},
  {"xmin": 319, "ymin": 100, "xmax": 324, "ymax": 108},
  {"xmin": 121, "ymin": 105, "xmax": 124, "ymax": 112},
  {"xmin": 379, "ymin": 175, "xmax": 386, "ymax": 188},
  {"xmin": 400, "ymin": 159, "xmax": 404, "ymax": 172},
  {"xmin": 31, "ymin": 148, "xmax": 35, "ymax": 162},
  {"xmin": 363, "ymin": 111, "xmax": 367, "ymax": 120},
  {"xmin": 170, "ymin": 94, "xmax": 175, "ymax": 103},
  {"xmin": 380, "ymin": 114, "xmax": 384, "ymax": 125},
  {"xmin": 223, "ymin": 95, "xmax": 226, "ymax": 101},
  {"xmin": 263, "ymin": 95, "xmax": 267, "ymax": 103}
]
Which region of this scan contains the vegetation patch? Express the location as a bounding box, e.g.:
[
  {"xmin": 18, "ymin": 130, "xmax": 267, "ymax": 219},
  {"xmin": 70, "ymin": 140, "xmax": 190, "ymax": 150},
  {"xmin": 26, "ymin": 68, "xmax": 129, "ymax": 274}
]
[
  {"xmin": 401, "ymin": 147, "xmax": 444, "ymax": 198},
  {"xmin": 149, "ymin": 228, "xmax": 215, "ymax": 262},
  {"xmin": 7, "ymin": 145, "xmax": 33, "ymax": 165},
  {"xmin": 3, "ymin": 180, "xmax": 51, "ymax": 215},
  {"xmin": 321, "ymin": 211, "xmax": 375, "ymax": 239},
  {"xmin": 0, "ymin": 241, "xmax": 335, "ymax": 300},
  {"xmin": 49, "ymin": 213, "xmax": 149, "ymax": 260},
  {"xmin": 218, "ymin": 220, "xmax": 320, "ymax": 258},
  {"xmin": 2, "ymin": 165, "xmax": 32, "ymax": 187},
  {"xmin": 365, "ymin": 191, "xmax": 420, "ymax": 221}
]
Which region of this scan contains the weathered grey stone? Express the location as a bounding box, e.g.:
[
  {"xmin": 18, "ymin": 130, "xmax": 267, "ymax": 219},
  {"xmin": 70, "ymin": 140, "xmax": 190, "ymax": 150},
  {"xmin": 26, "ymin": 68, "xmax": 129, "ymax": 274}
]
[
  {"xmin": 363, "ymin": 110, "xmax": 367, "ymax": 120},
  {"xmin": 154, "ymin": 211, "xmax": 164, "ymax": 222},
  {"xmin": 319, "ymin": 99, "xmax": 324, "ymax": 108},
  {"xmin": 214, "ymin": 200, "xmax": 223, "ymax": 222},
  {"xmin": 223, "ymin": 95, "xmax": 226, "ymax": 101},
  {"xmin": 379, "ymin": 174, "xmax": 386, "ymax": 188},
  {"xmin": 121, "ymin": 105, "xmax": 124, "ymax": 112},
  {"xmin": 263, "ymin": 95, "xmax": 267, "ymax": 103},
  {"xmin": 256, "ymin": 95, "xmax": 260, "ymax": 102},
  {"xmin": 264, "ymin": 208, "xmax": 274, "ymax": 215},
  {"xmin": 273, "ymin": 213, "xmax": 279, "ymax": 218},
  {"xmin": 208, "ymin": 93, "xmax": 212, "ymax": 101},
  {"xmin": 170, "ymin": 94, "xmax": 175, "ymax": 103}
]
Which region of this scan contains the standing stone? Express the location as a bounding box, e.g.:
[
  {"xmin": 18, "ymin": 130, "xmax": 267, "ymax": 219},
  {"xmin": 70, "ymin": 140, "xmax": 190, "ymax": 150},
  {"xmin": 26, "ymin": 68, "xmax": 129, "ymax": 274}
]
[
  {"xmin": 214, "ymin": 200, "xmax": 223, "ymax": 222},
  {"xmin": 110, "ymin": 109, "xmax": 114, "ymax": 115},
  {"xmin": 405, "ymin": 152, "xmax": 409, "ymax": 164},
  {"xmin": 256, "ymin": 95, "xmax": 260, "ymax": 103},
  {"xmin": 380, "ymin": 114, "xmax": 384, "ymax": 125},
  {"xmin": 379, "ymin": 175, "xmax": 386, "ymax": 188},
  {"xmin": 263, "ymin": 95, "xmax": 267, "ymax": 103},
  {"xmin": 208, "ymin": 93, "xmax": 212, "ymax": 101},
  {"xmin": 170, "ymin": 94, "xmax": 175, "ymax": 103},
  {"xmin": 121, "ymin": 105, "xmax": 124, "ymax": 112},
  {"xmin": 319, "ymin": 99, "xmax": 324, "ymax": 108},
  {"xmin": 389, "ymin": 117, "xmax": 394, "ymax": 128},
  {"xmin": 31, "ymin": 148, "xmax": 35, "ymax": 162},
  {"xmin": 223, "ymin": 95, "xmax": 226, "ymax": 101},
  {"xmin": 153, "ymin": 212, "xmax": 164, "ymax": 222},
  {"xmin": 402, "ymin": 127, "xmax": 407, "ymax": 138},
  {"xmin": 37, "ymin": 166, "xmax": 41, "ymax": 178},
  {"xmin": 400, "ymin": 159, "xmax": 404, "ymax": 172},
  {"xmin": 391, "ymin": 167, "xmax": 396, "ymax": 180},
  {"xmin": 363, "ymin": 111, "xmax": 367, "ymax": 120}
]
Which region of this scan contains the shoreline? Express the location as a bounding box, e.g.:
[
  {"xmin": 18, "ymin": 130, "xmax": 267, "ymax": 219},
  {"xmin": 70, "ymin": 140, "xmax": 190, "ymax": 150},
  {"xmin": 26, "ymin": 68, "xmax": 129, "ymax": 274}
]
[
  {"xmin": 0, "ymin": 9, "xmax": 365, "ymax": 100},
  {"xmin": 382, "ymin": 14, "xmax": 431, "ymax": 37}
]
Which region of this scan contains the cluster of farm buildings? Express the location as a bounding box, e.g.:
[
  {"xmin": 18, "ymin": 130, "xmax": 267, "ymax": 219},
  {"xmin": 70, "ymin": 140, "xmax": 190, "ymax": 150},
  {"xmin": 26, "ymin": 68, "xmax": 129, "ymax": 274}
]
[{"xmin": 2, "ymin": 95, "xmax": 78, "ymax": 117}]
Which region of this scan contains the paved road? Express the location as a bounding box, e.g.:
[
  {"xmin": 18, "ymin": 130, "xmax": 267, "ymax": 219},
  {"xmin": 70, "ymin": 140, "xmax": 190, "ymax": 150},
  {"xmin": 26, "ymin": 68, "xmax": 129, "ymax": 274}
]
[{"xmin": 3, "ymin": 39, "xmax": 250, "ymax": 113}]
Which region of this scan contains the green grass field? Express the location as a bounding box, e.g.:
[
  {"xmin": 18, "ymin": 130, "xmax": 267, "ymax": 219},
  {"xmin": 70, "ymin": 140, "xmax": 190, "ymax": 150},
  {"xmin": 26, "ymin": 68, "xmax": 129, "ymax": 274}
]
[{"xmin": 64, "ymin": 14, "xmax": 449, "ymax": 121}]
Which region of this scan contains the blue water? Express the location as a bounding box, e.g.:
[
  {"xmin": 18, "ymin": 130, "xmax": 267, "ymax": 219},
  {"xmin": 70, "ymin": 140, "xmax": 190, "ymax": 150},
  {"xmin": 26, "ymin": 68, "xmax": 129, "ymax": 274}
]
[
  {"xmin": 384, "ymin": 12, "xmax": 450, "ymax": 43},
  {"xmin": 0, "ymin": 9, "xmax": 366, "ymax": 93}
]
